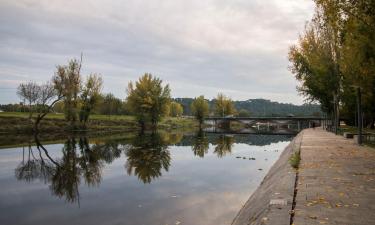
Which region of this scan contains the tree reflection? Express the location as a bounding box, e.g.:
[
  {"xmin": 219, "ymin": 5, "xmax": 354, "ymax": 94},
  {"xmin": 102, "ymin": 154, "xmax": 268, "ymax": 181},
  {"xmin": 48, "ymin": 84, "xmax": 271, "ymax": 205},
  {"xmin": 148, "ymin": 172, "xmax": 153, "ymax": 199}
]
[
  {"xmin": 214, "ymin": 135, "xmax": 234, "ymax": 158},
  {"xmin": 15, "ymin": 135, "xmax": 123, "ymax": 204},
  {"xmin": 125, "ymin": 132, "xmax": 171, "ymax": 184},
  {"xmin": 15, "ymin": 144, "xmax": 56, "ymax": 184},
  {"xmin": 192, "ymin": 130, "xmax": 209, "ymax": 158}
]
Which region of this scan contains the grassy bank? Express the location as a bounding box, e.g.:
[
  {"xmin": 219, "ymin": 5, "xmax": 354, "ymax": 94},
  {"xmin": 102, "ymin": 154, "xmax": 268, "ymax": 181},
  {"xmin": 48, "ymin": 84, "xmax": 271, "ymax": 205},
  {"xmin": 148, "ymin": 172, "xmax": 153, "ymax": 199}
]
[{"xmin": 0, "ymin": 112, "xmax": 199, "ymax": 134}]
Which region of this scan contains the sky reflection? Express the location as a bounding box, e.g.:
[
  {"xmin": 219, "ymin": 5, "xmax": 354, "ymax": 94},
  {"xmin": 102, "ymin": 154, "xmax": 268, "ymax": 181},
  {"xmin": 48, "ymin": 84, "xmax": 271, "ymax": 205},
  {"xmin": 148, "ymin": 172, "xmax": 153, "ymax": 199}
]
[{"xmin": 0, "ymin": 132, "xmax": 292, "ymax": 225}]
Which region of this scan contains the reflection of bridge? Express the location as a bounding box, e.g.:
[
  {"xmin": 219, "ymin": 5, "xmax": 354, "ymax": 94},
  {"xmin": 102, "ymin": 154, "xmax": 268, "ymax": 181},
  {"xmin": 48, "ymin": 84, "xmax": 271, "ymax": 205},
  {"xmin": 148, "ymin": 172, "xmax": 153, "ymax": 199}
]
[
  {"xmin": 204, "ymin": 116, "xmax": 323, "ymax": 130},
  {"xmin": 203, "ymin": 127, "xmax": 299, "ymax": 135}
]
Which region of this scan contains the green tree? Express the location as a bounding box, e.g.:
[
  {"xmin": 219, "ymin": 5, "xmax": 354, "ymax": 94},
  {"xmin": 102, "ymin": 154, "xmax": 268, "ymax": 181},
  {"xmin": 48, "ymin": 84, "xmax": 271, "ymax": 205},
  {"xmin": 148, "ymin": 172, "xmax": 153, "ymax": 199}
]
[
  {"xmin": 79, "ymin": 74, "xmax": 103, "ymax": 126},
  {"xmin": 126, "ymin": 73, "xmax": 171, "ymax": 129},
  {"xmin": 191, "ymin": 95, "xmax": 209, "ymax": 127},
  {"xmin": 288, "ymin": 14, "xmax": 341, "ymax": 132},
  {"xmin": 53, "ymin": 58, "xmax": 82, "ymax": 127},
  {"xmin": 238, "ymin": 109, "xmax": 251, "ymax": 117},
  {"xmin": 169, "ymin": 101, "xmax": 183, "ymax": 117},
  {"xmin": 214, "ymin": 93, "xmax": 236, "ymax": 117}
]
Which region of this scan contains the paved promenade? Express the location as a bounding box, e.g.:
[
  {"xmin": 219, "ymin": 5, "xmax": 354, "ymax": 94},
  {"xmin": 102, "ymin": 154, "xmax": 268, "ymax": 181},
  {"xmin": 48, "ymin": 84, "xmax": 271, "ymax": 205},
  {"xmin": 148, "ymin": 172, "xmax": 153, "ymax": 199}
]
[{"xmin": 294, "ymin": 128, "xmax": 375, "ymax": 225}]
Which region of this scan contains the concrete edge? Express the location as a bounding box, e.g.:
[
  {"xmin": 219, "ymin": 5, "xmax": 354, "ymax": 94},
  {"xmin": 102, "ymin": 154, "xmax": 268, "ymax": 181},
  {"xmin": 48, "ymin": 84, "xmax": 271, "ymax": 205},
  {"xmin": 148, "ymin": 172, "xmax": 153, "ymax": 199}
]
[{"xmin": 231, "ymin": 131, "xmax": 304, "ymax": 225}]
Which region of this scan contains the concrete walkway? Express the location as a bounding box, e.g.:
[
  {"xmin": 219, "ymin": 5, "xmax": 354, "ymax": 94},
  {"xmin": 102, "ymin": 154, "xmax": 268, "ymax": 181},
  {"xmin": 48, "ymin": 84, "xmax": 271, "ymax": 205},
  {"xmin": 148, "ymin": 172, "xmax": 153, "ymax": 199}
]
[{"xmin": 294, "ymin": 128, "xmax": 375, "ymax": 225}]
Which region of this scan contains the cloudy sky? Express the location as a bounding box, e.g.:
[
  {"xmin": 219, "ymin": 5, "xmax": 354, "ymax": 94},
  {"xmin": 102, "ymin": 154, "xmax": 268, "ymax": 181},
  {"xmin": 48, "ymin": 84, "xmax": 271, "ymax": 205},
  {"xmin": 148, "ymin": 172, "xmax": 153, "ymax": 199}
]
[{"xmin": 0, "ymin": 0, "xmax": 314, "ymax": 104}]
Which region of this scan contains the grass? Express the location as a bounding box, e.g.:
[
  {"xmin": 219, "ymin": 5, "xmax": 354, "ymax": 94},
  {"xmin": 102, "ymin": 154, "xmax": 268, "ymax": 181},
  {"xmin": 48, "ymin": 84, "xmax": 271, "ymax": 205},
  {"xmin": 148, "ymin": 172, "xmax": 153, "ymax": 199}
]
[
  {"xmin": 289, "ymin": 151, "xmax": 301, "ymax": 169},
  {"xmin": 0, "ymin": 112, "xmax": 199, "ymax": 134},
  {"xmin": 0, "ymin": 112, "xmax": 135, "ymax": 121}
]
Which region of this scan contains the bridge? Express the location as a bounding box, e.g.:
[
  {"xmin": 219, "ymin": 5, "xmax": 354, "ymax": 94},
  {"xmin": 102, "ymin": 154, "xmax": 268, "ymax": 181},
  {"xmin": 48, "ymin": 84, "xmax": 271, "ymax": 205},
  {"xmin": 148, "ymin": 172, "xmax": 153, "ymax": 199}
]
[{"xmin": 204, "ymin": 116, "xmax": 324, "ymax": 130}]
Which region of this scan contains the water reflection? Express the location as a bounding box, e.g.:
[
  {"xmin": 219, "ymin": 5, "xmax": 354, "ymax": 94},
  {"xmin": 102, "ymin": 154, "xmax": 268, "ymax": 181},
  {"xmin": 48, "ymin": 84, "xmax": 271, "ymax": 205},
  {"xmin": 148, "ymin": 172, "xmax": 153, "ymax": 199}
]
[
  {"xmin": 125, "ymin": 132, "xmax": 171, "ymax": 184},
  {"xmin": 192, "ymin": 130, "xmax": 209, "ymax": 158},
  {"xmin": 15, "ymin": 136, "xmax": 114, "ymax": 204},
  {"xmin": 214, "ymin": 135, "xmax": 234, "ymax": 158},
  {"xmin": 12, "ymin": 131, "xmax": 293, "ymax": 205}
]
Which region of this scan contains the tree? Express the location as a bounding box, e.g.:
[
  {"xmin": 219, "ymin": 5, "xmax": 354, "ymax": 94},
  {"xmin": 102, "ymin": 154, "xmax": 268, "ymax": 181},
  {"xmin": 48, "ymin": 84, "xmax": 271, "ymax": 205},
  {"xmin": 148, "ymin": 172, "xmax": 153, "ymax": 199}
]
[
  {"xmin": 17, "ymin": 82, "xmax": 39, "ymax": 119},
  {"xmin": 238, "ymin": 109, "xmax": 251, "ymax": 117},
  {"xmin": 17, "ymin": 81, "xmax": 63, "ymax": 132},
  {"xmin": 289, "ymin": 0, "xmax": 375, "ymax": 138},
  {"xmin": 191, "ymin": 95, "xmax": 209, "ymax": 127},
  {"xmin": 33, "ymin": 82, "xmax": 63, "ymax": 131},
  {"xmin": 53, "ymin": 58, "xmax": 82, "ymax": 127},
  {"xmin": 126, "ymin": 73, "xmax": 171, "ymax": 129},
  {"xmin": 214, "ymin": 93, "xmax": 236, "ymax": 117},
  {"xmin": 169, "ymin": 102, "xmax": 183, "ymax": 117},
  {"xmin": 79, "ymin": 74, "xmax": 103, "ymax": 126},
  {"xmin": 288, "ymin": 13, "xmax": 341, "ymax": 132}
]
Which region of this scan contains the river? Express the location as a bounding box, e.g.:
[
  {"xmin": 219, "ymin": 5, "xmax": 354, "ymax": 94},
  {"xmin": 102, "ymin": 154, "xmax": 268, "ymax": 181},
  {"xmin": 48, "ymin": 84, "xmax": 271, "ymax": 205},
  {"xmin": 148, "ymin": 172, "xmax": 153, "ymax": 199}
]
[{"xmin": 0, "ymin": 131, "xmax": 293, "ymax": 225}]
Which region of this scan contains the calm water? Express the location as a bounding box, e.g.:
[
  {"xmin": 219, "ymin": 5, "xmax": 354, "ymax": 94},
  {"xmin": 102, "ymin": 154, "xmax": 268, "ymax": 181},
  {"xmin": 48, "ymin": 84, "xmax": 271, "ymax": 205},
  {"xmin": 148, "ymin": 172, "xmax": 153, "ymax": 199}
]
[{"xmin": 0, "ymin": 132, "xmax": 293, "ymax": 225}]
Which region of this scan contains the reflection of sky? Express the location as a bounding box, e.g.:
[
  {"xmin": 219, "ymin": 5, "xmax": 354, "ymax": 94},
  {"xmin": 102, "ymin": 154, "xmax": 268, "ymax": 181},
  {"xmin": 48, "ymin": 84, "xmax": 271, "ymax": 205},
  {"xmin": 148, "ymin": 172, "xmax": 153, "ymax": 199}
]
[{"xmin": 0, "ymin": 139, "xmax": 290, "ymax": 225}]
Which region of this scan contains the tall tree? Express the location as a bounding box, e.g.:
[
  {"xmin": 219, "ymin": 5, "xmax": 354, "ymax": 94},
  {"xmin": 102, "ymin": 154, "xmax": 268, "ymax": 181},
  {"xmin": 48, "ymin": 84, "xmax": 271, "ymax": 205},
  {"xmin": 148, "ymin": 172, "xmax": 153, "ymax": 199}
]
[
  {"xmin": 288, "ymin": 13, "xmax": 341, "ymax": 131},
  {"xmin": 214, "ymin": 93, "xmax": 236, "ymax": 117},
  {"xmin": 169, "ymin": 101, "xmax": 183, "ymax": 117},
  {"xmin": 126, "ymin": 73, "xmax": 171, "ymax": 129},
  {"xmin": 191, "ymin": 95, "xmax": 209, "ymax": 127},
  {"xmin": 53, "ymin": 58, "xmax": 82, "ymax": 127},
  {"xmin": 79, "ymin": 74, "xmax": 103, "ymax": 126}
]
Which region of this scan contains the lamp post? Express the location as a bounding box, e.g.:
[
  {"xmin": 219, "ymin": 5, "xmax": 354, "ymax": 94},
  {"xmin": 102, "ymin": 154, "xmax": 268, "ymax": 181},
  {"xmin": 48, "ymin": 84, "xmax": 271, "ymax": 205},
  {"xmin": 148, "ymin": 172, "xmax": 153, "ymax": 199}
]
[
  {"xmin": 356, "ymin": 87, "xmax": 363, "ymax": 145},
  {"xmin": 351, "ymin": 85, "xmax": 363, "ymax": 145}
]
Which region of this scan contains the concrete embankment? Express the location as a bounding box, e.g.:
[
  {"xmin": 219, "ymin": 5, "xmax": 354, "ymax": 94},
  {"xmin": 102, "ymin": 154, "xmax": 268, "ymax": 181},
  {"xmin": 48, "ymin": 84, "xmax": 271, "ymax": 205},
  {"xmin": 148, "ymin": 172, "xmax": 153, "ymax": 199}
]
[
  {"xmin": 232, "ymin": 130, "xmax": 303, "ymax": 225},
  {"xmin": 233, "ymin": 128, "xmax": 375, "ymax": 225}
]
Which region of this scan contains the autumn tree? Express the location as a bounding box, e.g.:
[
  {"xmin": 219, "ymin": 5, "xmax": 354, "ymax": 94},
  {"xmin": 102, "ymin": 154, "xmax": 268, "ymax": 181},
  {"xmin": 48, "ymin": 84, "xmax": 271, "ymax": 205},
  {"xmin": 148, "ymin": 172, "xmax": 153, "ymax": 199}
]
[
  {"xmin": 53, "ymin": 58, "xmax": 82, "ymax": 127},
  {"xmin": 214, "ymin": 93, "xmax": 236, "ymax": 117},
  {"xmin": 290, "ymin": 0, "xmax": 375, "ymax": 141},
  {"xmin": 126, "ymin": 73, "xmax": 171, "ymax": 129},
  {"xmin": 169, "ymin": 101, "xmax": 183, "ymax": 117},
  {"xmin": 190, "ymin": 95, "xmax": 209, "ymax": 127},
  {"xmin": 79, "ymin": 74, "xmax": 103, "ymax": 126}
]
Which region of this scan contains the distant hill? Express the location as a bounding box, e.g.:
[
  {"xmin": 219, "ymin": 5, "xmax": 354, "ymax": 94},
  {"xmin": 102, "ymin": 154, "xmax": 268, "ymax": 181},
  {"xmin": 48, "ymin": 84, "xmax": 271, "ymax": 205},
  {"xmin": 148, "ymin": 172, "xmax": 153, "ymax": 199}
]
[{"xmin": 173, "ymin": 98, "xmax": 322, "ymax": 117}]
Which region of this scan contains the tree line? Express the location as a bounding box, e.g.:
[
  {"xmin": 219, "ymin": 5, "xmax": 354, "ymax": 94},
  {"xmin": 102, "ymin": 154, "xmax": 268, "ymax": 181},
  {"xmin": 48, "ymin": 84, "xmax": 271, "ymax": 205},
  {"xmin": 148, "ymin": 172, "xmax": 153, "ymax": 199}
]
[
  {"xmin": 12, "ymin": 57, "xmax": 239, "ymax": 131},
  {"xmin": 288, "ymin": 0, "xmax": 375, "ymax": 141}
]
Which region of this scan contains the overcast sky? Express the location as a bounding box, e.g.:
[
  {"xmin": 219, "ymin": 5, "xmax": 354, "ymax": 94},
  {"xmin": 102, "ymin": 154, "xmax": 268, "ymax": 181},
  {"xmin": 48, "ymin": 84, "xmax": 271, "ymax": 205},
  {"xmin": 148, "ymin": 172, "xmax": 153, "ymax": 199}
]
[{"xmin": 0, "ymin": 0, "xmax": 314, "ymax": 104}]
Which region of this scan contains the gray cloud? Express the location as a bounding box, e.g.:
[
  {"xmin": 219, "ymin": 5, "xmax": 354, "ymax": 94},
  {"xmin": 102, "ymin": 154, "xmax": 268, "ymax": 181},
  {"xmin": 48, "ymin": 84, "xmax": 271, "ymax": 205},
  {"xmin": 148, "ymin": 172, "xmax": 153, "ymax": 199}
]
[{"xmin": 0, "ymin": 0, "xmax": 314, "ymax": 104}]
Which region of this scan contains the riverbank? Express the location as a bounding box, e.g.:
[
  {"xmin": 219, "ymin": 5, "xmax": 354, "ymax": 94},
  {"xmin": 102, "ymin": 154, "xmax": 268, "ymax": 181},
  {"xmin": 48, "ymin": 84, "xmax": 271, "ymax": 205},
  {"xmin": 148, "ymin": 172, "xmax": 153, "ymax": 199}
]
[
  {"xmin": 232, "ymin": 129, "xmax": 303, "ymax": 225},
  {"xmin": 0, "ymin": 112, "xmax": 198, "ymax": 134},
  {"xmin": 232, "ymin": 128, "xmax": 375, "ymax": 225}
]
